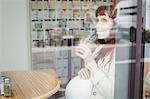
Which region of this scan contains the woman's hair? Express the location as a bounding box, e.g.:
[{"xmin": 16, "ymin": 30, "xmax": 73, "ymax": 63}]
[
  {"xmin": 94, "ymin": 6, "xmax": 116, "ymax": 72},
  {"xmin": 95, "ymin": 6, "xmax": 116, "ymax": 19}
]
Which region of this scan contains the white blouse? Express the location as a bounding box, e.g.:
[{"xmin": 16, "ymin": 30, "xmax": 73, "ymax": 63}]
[{"xmin": 65, "ymin": 45, "xmax": 115, "ymax": 99}]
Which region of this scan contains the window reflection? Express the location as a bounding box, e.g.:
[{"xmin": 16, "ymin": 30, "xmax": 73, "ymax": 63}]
[{"xmin": 30, "ymin": 0, "xmax": 150, "ymax": 99}]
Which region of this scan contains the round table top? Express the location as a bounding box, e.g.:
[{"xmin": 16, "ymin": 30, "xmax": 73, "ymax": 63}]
[{"xmin": 0, "ymin": 69, "xmax": 60, "ymax": 99}]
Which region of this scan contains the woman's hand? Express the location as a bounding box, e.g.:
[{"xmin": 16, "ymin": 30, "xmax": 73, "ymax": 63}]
[
  {"xmin": 75, "ymin": 44, "xmax": 99, "ymax": 73},
  {"xmin": 78, "ymin": 68, "xmax": 91, "ymax": 80},
  {"xmin": 75, "ymin": 44, "xmax": 92, "ymax": 61}
]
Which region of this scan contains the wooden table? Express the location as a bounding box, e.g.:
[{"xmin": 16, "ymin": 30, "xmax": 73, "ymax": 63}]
[{"xmin": 0, "ymin": 69, "xmax": 60, "ymax": 99}]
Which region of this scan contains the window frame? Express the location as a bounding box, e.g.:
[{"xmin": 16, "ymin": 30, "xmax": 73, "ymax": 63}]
[{"xmin": 128, "ymin": 0, "xmax": 144, "ymax": 99}]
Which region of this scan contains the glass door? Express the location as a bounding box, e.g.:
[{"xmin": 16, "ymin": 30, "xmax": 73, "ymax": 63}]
[{"xmin": 114, "ymin": 0, "xmax": 144, "ymax": 99}]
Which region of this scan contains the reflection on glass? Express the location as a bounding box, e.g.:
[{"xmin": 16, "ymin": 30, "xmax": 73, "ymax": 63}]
[
  {"xmin": 31, "ymin": 0, "xmax": 114, "ymax": 88},
  {"xmin": 114, "ymin": 0, "xmax": 138, "ymax": 44},
  {"xmin": 30, "ymin": 0, "xmax": 136, "ymax": 99}
]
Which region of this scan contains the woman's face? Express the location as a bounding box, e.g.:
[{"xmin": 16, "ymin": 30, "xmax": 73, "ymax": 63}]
[{"xmin": 96, "ymin": 11, "xmax": 113, "ymax": 39}]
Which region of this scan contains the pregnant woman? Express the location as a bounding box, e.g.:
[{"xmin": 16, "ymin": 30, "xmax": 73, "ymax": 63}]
[{"xmin": 65, "ymin": 5, "xmax": 116, "ymax": 99}]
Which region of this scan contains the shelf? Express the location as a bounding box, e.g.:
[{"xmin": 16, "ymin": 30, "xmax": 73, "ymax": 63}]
[
  {"xmin": 30, "ymin": 0, "xmax": 112, "ymax": 47},
  {"xmin": 32, "ymin": 27, "xmax": 96, "ymax": 31},
  {"xmin": 31, "ymin": 18, "xmax": 92, "ymax": 21},
  {"xmin": 32, "ymin": 28, "xmax": 44, "ymax": 30},
  {"xmin": 32, "ymin": 9, "xmax": 55, "ymax": 11}
]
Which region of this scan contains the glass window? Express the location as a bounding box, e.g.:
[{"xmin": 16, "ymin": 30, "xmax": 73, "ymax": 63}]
[
  {"xmin": 30, "ymin": 0, "xmax": 104, "ymax": 92},
  {"xmin": 30, "ymin": 0, "xmax": 143, "ymax": 99}
]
